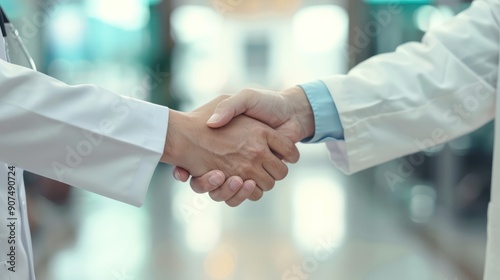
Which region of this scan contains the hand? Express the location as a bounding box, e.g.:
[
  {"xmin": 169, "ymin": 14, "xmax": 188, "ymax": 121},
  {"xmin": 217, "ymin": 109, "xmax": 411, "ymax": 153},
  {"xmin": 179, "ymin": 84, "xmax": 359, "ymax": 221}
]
[
  {"xmin": 162, "ymin": 95, "xmax": 300, "ymax": 198},
  {"xmin": 173, "ymin": 169, "xmax": 258, "ymax": 207},
  {"xmin": 174, "ymin": 87, "xmax": 315, "ymax": 205},
  {"xmin": 207, "ymin": 87, "xmax": 315, "ymax": 142}
]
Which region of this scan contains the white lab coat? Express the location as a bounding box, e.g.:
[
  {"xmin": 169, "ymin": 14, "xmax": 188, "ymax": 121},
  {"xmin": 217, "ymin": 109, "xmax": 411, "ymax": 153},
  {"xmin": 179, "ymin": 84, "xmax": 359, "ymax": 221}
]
[
  {"xmin": 0, "ymin": 27, "xmax": 169, "ymax": 279},
  {"xmin": 322, "ymin": 0, "xmax": 499, "ymax": 278}
]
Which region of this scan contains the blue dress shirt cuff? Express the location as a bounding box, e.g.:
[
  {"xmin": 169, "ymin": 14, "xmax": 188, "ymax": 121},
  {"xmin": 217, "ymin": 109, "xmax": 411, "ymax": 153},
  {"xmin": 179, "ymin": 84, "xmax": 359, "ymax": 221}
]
[{"xmin": 298, "ymin": 80, "xmax": 344, "ymax": 143}]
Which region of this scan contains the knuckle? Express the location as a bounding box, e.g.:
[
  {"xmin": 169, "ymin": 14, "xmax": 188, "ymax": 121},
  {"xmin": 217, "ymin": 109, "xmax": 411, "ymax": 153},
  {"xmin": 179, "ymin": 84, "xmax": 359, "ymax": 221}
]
[
  {"xmin": 239, "ymin": 88, "xmax": 255, "ymax": 97},
  {"xmin": 268, "ymin": 180, "xmax": 275, "ymax": 190},
  {"xmin": 237, "ymin": 163, "xmax": 254, "ymax": 177},
  {"xmin": 292, "ymin": 149, "xmax": 300, "ymax": 163},
  {"xmin": 258, "ymin": 128, "xmax": 270, "ymax": 139},
  {"xmin": 261, "ymin": 180, "xmax": 275, "ymax": 192},
  {"xmin": 280, "ymin": 138, "xmax": 297, "ymax": 158},
  {"xmin": 255, "ymin": 146, "xmax": 267, "ymax": 158},
  {"xmin": 249, "ymin": 190, "xmax": 263, "ymax": 201},
  {"xmin": 190, "ymin": 180, "xmax": 208, "ymax": 194},
  {"xmin": 285, "ymin": 141, "xmax": 296, "ymax": 156},
  {"xmin": 209, "ymin": 190, "xmax": 224, "ymax": 202},
  {"xmin": 245, "ymin": 142, "xmax": 267, "ymax": 159},
  {"xmin": 226, "ymin": 200, "xmax": 241, "ymax": 208},
  {"xmin": 276, "ymin": 164, "xmax": 289, "ymax": 181},
  {"xmin": 291, "ymin": 146, "xmax": 300, "ymax": 162}
]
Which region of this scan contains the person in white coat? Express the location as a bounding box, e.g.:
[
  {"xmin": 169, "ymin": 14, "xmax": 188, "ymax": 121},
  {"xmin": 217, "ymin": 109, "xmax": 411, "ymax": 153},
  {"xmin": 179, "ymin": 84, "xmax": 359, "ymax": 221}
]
[
  {"xmin": 177, "ymin": 0, "xmax": 500, "ymax": 278},
  {"xmin": 0, "ymin": 6, "xmax": 300, "ymax": 279}
]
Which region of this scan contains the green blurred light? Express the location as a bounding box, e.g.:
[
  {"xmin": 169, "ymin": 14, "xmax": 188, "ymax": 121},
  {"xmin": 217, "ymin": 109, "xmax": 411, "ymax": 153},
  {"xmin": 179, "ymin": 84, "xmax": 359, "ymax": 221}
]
[
  {"xmin": 145, "ymin": 0, "xmax": 163, "ymax": 5},
  {"xmin": 0, "ymin": 0, "xmax": 22, "ymax": 17},
  {"xmin": 364, "ymin": 0, "xmax": 431, "ymax": 4}
]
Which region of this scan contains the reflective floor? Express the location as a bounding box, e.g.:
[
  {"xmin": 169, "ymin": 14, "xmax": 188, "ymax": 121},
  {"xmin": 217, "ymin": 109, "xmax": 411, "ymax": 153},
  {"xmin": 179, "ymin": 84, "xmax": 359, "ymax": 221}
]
[{"xmin": 30, "ymin": 144, "xmax": 477, "ymax": 280}]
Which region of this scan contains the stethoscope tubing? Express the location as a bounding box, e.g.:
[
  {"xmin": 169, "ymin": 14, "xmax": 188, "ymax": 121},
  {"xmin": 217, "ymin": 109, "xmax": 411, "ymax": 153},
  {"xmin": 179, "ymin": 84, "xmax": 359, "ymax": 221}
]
[{"xmin": 0, "ymin": 6, "xmax": 37, "ymax": 71}]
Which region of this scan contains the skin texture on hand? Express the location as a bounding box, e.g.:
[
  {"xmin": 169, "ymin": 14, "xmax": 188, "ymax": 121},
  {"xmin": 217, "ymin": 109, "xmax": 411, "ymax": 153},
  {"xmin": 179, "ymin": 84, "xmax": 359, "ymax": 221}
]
[
  {"xmin": 208, "ymin": 87, "xmax": 315, "ymax": 142},
  {"xmin": 174, "ymin": 87, "xmax": 315, "ymax": 206},
  {"xmin": 162, "ymin": 95, "xmax": 300, "ymax": 196}
]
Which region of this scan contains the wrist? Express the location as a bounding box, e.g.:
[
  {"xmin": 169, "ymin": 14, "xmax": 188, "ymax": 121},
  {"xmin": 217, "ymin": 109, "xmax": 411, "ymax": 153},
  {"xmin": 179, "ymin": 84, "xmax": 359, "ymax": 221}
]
[
  {"xmin": 162, "ymin": 110, "xmax": 191, "ymax": 165},
  {"xmin": 282, "ymin": 86, "xmax": 315, "ymax": 140}
]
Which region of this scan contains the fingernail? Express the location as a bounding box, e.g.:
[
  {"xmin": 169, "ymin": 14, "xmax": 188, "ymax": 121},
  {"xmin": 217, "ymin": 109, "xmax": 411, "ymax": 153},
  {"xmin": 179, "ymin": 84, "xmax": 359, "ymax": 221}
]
[
  {"xmin": 229, "ymin": 179, "xmax": 241, "ymax": 191},
  {"xmin": 207, "ymin": 114, "xmax": 220, "ymax": 124},
  {"xmin": 173, "ymin": 170, "xmax": 181, "ymax": 181},
  {"xmin": 244, "ymin": 181, "xmax": 256, "ymax": 190},
  {"xmin": 208, "ymin": 173, "xmax": 224, "ymax": 186}
]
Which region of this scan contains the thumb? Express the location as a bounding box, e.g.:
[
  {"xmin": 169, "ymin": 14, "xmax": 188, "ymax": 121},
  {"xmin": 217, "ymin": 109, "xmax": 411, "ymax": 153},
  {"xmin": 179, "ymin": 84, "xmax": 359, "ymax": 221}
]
[{"xmin": 207, "ymin": 93, "xmax": 254, "ymax": 128}]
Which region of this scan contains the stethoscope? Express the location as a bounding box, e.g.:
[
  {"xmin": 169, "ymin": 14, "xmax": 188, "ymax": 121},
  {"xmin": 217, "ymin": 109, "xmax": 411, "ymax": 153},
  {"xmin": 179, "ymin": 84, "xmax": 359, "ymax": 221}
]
[
  {"xmin": 0, "ymin": 6, "xmax": 37, "ymax": 71},
  {"xmin": 0, "ymin": 7, "xmax": 38, "ymax": 279}
]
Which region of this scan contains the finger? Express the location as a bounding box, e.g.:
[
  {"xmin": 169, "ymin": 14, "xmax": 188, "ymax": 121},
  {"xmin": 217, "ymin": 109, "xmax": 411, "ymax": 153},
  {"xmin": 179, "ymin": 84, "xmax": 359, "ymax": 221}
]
[
  {"xmin": 189, "ymin": 170, "xmax": 226, "ymax": 194},
  {"xmin": 208, "ymin": 176, "xmax": 244, "ymax": 202},
  {"xmin": 266, "ymin": 130, "xmax": 300, "ymax": 164},
  {"xmin": 225, "ymin": 180, "xmax": 256, "ymax": 207},
  {"xmin": 207, "ymin": 90, "xmax": 257, "ymax": 128},
  {"xmin": 173, "ymin": 167, "xmax": 190, "ymax": 182},
  {"xmin": 248, "ymin": 186, "xmax": 264, "ymax": 201},
  {"xmin": 250, "ymin": 168, "xmax": 275, "ymax": 192},
  {"xmin": 262, "ymin": 156, "xmax": 289, "ymax": 181}
]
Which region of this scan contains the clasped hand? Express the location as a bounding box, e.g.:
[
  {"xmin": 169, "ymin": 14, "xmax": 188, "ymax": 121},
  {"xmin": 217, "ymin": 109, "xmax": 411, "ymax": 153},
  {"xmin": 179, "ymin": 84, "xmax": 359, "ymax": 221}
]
[
  {"xmin": 161, "ymin": 94, "xmax": 308, "ymax": 206},
  {"xmin": 169, "ymin": 87, "xmax": 315, "ymax": 207}
]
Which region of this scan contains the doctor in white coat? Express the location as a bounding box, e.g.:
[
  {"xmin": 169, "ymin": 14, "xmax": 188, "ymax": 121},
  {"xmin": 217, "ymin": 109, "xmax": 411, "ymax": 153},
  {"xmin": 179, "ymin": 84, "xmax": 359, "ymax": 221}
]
[
  {"xmin": 0, "ymin": 6, "xmax": 300, "ymax": 279},
  {"xmin": 179, "ymin": 0, "xmax": 500, "ymax": 278}
]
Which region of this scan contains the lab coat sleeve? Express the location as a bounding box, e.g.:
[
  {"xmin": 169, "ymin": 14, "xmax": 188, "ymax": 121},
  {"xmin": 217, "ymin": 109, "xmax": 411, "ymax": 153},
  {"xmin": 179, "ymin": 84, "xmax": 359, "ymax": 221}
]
[
  {"xmin": 322, "ymin": 0, "xmax": 499, "ymax": 174},
  {"xmin": 0, "ymin": 60, "xmax": 169, "ymax": 207}
]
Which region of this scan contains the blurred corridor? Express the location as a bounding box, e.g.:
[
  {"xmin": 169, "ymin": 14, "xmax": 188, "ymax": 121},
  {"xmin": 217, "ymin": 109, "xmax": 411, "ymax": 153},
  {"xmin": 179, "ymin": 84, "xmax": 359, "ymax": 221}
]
[{"xmin": 0, "ymin": 0, "xmax": 488, "ymax": 279}]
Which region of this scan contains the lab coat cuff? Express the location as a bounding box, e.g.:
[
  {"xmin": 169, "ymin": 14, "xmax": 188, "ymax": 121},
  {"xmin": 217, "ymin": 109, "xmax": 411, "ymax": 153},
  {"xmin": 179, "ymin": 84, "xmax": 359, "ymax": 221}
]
[
  {"xmin": 299, "ymin": 80, "xmax": 344, "ymax": 143},
  {"xmin": 123, "ymin": 98, "xmax": 169, "ymax": 207}
]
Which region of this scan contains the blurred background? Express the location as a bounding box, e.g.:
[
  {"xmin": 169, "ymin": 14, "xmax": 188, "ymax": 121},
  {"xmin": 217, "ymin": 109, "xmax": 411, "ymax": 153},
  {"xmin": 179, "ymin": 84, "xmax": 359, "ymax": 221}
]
[{"xmin": 0, "ymin": 0, "xmax": 490, "ymax": 279}]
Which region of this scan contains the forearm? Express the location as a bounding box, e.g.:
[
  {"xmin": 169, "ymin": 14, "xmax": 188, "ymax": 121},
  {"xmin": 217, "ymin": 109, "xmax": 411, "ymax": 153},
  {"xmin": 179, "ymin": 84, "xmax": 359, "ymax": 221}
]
[{"xmin": 0, "ymin": 60, "xmax": 168, "ymax": 206}]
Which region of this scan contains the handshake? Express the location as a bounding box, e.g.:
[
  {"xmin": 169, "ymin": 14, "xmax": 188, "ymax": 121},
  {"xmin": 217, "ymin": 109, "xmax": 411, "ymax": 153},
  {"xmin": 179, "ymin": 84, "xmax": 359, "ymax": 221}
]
[{"xmin": 160, "ymin": 86, "xmax": 315, "ymax": 207}]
